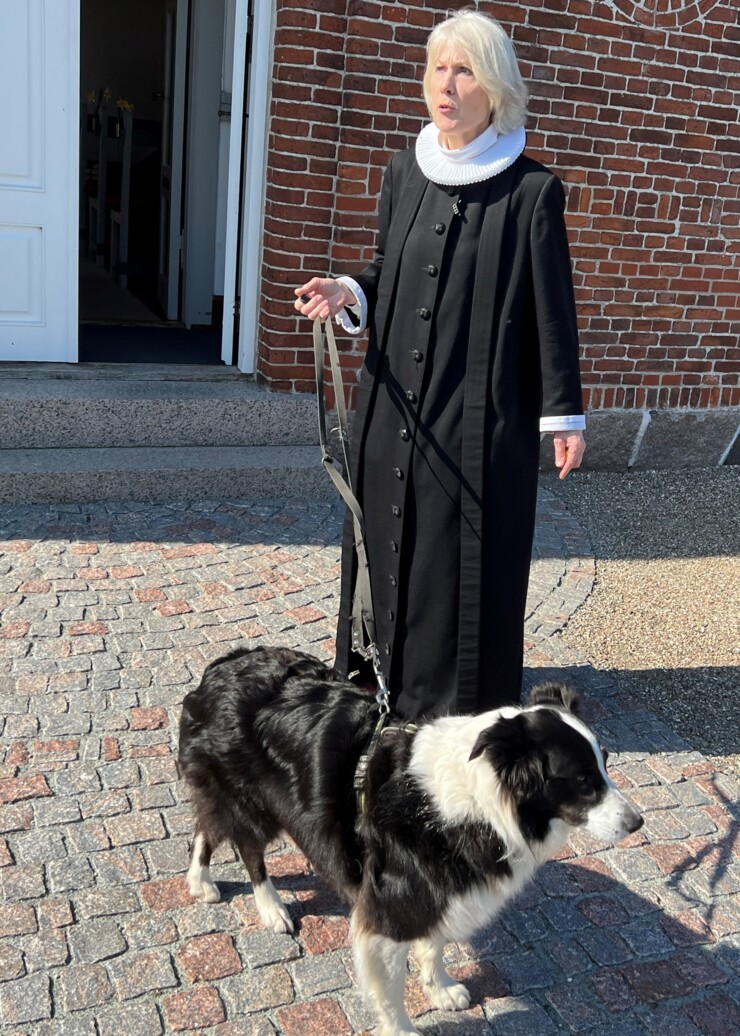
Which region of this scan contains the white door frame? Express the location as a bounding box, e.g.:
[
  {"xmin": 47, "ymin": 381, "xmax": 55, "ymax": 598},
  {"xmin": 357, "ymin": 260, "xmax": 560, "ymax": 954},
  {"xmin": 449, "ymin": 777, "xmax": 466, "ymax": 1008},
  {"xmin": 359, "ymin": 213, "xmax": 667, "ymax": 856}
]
[
  {"xmin": 220, "ymin": 0, "xmax": 274, "ymax": 373},
  {"xmin": 0, "ymin": 0, "xmax": 79, "ymax": 363}
]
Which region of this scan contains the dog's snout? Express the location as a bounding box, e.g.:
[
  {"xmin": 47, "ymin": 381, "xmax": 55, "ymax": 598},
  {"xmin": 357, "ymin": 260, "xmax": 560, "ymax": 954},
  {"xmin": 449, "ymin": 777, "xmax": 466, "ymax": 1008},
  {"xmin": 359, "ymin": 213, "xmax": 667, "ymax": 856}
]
[{"xmin": 626, "ymin": 809, "xmax": 644, "ymax": 834}]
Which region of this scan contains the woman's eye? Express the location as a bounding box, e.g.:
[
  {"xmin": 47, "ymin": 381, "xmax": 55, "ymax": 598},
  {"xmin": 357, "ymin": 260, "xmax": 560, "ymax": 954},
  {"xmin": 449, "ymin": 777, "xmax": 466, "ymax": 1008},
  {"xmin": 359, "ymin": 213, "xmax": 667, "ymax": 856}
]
[{"xmin": 458, "ymin": 67, "xmax": 473, "ymax": 75}]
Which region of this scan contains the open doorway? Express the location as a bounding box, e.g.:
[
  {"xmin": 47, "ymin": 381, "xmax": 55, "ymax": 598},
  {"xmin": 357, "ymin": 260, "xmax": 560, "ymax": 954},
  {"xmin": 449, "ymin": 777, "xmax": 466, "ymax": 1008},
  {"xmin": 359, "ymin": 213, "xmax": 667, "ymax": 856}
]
[{"xmin": 78, "ymin": 0, "xmax": 236, "ymax": 364}]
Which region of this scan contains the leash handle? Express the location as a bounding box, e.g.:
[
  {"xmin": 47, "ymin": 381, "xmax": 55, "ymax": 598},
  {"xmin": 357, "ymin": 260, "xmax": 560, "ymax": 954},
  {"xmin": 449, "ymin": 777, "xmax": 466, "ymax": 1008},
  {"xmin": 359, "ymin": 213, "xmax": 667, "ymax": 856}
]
[{"xmin": 312, "ymin": 316, "xmax": 391, "ymax": 714}]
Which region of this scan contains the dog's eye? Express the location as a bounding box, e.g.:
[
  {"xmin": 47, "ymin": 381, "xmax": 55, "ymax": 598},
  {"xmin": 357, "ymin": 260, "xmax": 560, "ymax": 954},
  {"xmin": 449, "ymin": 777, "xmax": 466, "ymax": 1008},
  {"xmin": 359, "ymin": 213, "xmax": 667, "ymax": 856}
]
[{"xmin": 577, "ymin": 774, "xmax": 588, "ymax": 783}]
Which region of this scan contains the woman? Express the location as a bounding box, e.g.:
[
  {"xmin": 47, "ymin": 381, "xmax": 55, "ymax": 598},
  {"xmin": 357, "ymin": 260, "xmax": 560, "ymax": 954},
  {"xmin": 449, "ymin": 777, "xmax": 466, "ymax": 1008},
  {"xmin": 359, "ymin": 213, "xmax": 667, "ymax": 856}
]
[{"xmin": 295, "ymin": 9, "xmax": 585, "ymax": 719}]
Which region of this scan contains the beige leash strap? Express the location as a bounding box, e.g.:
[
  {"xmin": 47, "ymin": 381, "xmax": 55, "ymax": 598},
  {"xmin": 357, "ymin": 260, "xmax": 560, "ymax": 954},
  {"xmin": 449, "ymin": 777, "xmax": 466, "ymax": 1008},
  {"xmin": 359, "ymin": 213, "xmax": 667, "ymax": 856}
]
[{"xmin": 312, "ymin": 316, "xmax": 390, "ymax": 712}]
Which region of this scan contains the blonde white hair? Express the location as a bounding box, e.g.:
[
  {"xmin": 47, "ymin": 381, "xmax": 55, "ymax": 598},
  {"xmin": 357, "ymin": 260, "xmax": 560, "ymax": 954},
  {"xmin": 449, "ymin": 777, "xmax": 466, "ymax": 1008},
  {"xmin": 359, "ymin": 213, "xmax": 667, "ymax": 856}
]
[{"xmin": 423, "ymin": 9, "xmax": 528, "ymax": 135}]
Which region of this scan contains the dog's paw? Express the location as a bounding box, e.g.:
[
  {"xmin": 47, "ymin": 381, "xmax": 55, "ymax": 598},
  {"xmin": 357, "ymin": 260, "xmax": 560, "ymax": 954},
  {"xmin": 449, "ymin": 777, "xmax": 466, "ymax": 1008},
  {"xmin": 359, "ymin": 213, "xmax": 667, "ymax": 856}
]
[
  {"xmin": 426, "ymin": 980, "xmax": 471, "ymax": 1012},
  {"xmin": 188, "ymin": 875, "xmax": 221, "ymax": 903},
  {"xmin": 258, "ymin": 899, "xmax": 294, "ymax": 934}
]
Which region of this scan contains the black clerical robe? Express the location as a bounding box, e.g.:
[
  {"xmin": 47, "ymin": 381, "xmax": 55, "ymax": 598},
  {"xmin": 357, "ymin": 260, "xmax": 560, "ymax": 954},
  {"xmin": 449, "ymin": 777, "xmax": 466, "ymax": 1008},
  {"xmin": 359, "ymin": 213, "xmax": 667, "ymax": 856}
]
[{"xmin": 335, "ymin": 149, "xmax": 583, "ymax": 718}]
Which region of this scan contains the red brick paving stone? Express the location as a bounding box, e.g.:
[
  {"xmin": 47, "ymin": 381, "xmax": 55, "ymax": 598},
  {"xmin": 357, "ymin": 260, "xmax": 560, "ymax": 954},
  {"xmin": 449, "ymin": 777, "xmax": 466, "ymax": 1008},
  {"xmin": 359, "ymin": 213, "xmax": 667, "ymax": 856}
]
[
  {"xmin": 156, "ymin": 599, "xmax": 192, "ymax": 616},
  {"xmin": 645, "ymin": 843, "xmax": 699, "ymax": 874},
  {"xmin": 130, "ymin": 743, "xmax": 171, "ymax": 758},
  {"xmin": 70, "ymin": 544, "xmax": 98, "ymax": 554},
  {"xmin": 404, "ymin": 977, "xmax": 432, "ymax": 1018},
  {"xmin": 0, "ymin": 903, "xmax": 37, "ymax": 938},
  {"xmin": 681, "ymin": 760, "xmax": 715, "ymax": 777},
  {"xmin": 661, "ymin": 910, "xmax": 715, "ymax": 948},
  {"xmin": 102, "ymin": 736, "xmax": 121, "ymax": 762},
  {"xmin": 568, "ymin": 856, "xmax": 615, "ymax": 892},
  {"xmin": 80, "ymin": 567, "xmax": 108, "ymax": 580},
  {"xmin": 163, "ymin": 985, "xmax": 226, "ymax": 1031},
  {"xmin": 160, "ymin": 544, "xmax": 218, "ymax": 559},
  {"xmin": 620, "ymin": 960, "xmax": 695, "ymax": 1002},
  {"xmin": 67, "ymin": 621, "xmax": 109, "ymax": 636},
  {"xmin": 284, "ymin": 605, "xmax": 325, "ymax": 624},
  {"xmin": 687, "ymin": 992, "xmax": 740, "ymax": 1036},
  {"xmin": 703, "ymin": 805, "xmax": 736, "ymax": 841},
  {"xmin": 277, "ymin": 998, "xmax": 353, "ymax": 1036},
  {"xmin": 674, "ymin": 949, "xmax": 729, "ymax": 989},
  {"xmin": 110, "ymin": 565, "xmax": 144, "ymax": 579},
  {"xmin": 0, "ymin": 774, "xmax": 52, "ymax": 804},
  {"xmin": 19, "ymin": 579, "xmax": 51, "ymax": 593},
  {"xmin": 177, "ymin": 933, "xmax": 243, "ymax": 982},
  {"xmin": 106, "ymin": 811, "xmax": 166, "ymax": 846},
  {"xmin": 6, "ymin": 742, "xmax": 29, "ymax": 766},
  {"xmin": 0, "ymin": 622, "xmax": 30, "ymax": 639},
  {"xmin": 33, "ymin": 738, "xmax": 79, "ymax": 755},
  {"xmin": 140, "ymin": 876, "xmax": 192, "ymax": 911},
  {"xmin": 131, "ymin": 706, "xmax": 169, "ymax": 730},
  {"xmin": 591, "ymin": 966, "xmax": 639, "ymax": 1011},
  {"xmin": 580, "ymin": 895, "xmax": 630, "ymax": 927},
  {"xmin": 200, "ymin": 582, "xmax": 228, "ymax": 595},
  {"xmin": 449, "ymin": 959, "xmax": 510, "ymax": 1002},
  {"xmin": 299, "ymin": 915, "xmax": 351, "ymax": 954},
  {"xmin": 135, "ymin": 587, "xmax": 168, "ymax": 602}
]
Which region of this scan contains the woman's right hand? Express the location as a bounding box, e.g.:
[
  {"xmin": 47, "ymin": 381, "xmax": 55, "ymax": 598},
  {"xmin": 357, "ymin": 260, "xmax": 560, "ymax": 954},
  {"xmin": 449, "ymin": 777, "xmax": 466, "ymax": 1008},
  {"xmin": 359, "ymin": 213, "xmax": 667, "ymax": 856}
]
[{"xmin": 294, "ymin": 277, "xmax": 357, "ymax": 321}]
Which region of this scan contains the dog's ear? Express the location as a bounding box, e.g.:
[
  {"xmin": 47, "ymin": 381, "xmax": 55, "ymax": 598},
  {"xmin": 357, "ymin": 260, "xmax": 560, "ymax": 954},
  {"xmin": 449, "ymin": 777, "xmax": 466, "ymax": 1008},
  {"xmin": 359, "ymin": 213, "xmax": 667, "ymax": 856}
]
[
  {"xmin": 528, "ymin": 682, "xmax": 580, "ymax": 716},
  {"xmin": 469, "ymin": 715, "xmax": 545, "ymax": 798}
]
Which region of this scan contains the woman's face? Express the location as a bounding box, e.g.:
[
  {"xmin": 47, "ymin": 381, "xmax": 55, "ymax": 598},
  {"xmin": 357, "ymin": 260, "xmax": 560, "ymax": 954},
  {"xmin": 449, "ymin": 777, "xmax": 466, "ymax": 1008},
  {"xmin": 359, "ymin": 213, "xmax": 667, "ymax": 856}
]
[{"xmin": 429, "ymin": 49, "xmax": 491, "ymax": 149}]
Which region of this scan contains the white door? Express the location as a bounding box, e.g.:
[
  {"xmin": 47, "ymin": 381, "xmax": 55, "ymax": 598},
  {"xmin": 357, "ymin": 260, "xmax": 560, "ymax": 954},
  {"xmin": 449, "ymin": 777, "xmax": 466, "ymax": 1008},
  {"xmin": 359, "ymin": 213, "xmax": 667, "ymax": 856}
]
[
  {"xmin": 0, "ymin": 0, "xmax": 79, "ymax": 362},
  {"xmin": 158, "ymin": 0, "xmax": 189, "ymax": 321}
]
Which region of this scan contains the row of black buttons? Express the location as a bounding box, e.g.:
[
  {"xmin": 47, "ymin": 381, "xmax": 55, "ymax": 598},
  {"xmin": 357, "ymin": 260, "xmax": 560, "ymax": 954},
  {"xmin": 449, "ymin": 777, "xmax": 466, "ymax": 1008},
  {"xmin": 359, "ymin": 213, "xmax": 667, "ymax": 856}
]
[{"xmin": 382, "ymin": 225, "xmax": 446, "ymax": 664}]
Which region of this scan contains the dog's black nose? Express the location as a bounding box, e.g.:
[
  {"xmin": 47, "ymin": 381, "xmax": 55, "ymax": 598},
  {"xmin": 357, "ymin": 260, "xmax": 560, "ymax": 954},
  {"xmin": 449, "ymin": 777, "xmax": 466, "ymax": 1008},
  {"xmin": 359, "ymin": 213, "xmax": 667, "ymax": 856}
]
[{"xmin": 627, "ymin": 812, "xmax": 644, "ymax": 834}]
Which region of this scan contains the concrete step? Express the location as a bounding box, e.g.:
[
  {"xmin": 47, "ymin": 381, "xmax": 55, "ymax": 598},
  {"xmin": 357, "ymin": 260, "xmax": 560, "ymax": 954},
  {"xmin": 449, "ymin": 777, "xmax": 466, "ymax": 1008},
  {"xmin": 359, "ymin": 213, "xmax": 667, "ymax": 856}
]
[
  {"xmin": 0, "ymin": 446, "xmax": 333, "ymax": 504},
  {"xmin": 0, "ymin": 367, "xmax": 317, "ymax": 448}
]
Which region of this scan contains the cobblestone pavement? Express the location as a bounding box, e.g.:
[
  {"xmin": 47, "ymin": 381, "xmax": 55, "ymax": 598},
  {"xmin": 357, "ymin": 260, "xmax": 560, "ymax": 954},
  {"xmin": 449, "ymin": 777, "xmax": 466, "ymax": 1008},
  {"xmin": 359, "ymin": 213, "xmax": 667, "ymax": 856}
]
[{"xmin": 0, "ymin": 489, "xmax": 738, "ymax": 1035}]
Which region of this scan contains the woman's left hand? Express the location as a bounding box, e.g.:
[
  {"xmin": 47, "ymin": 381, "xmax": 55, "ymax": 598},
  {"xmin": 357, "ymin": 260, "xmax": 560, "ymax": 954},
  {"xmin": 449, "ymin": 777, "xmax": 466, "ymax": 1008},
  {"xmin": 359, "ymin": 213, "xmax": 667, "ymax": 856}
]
[{"xmin": 553, "ymin": 431, "xmax": 585, "ymax": 479}]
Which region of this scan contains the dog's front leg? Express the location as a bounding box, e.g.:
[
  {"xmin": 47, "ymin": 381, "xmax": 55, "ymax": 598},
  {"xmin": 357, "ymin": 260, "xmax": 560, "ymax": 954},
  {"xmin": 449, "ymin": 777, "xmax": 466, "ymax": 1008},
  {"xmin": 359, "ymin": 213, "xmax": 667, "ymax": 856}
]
[
  {"xmin": 352, "ymin": 927, "xmax": 418, "ymax": 1036},
  {"xmin": 413, "ymin": 934, "xmax": 471, "ymax": 1012}
]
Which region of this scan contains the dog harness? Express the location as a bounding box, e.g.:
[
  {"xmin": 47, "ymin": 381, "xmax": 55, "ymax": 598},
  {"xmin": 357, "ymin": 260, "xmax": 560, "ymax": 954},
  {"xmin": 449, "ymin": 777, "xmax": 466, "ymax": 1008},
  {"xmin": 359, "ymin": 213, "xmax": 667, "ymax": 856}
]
[{"xmin": 353, "ymin": 711, "xmax": 419, "ymax": 816}]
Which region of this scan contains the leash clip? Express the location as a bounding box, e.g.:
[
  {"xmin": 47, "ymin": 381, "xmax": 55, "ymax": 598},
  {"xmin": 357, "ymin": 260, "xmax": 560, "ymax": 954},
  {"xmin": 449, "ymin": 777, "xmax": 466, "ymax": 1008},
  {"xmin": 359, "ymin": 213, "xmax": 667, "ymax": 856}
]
[{"xmin": 371, "ymin": 645, "xmax": 391, "ymax": 715}]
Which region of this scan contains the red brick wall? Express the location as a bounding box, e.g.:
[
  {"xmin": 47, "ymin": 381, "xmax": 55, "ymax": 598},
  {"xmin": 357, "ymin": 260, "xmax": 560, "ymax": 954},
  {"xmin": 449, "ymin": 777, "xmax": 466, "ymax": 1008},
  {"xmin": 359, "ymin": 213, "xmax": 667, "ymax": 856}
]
[{"xmin": 257, "ymin": 0, "xmax": 740, "ymax": 412}]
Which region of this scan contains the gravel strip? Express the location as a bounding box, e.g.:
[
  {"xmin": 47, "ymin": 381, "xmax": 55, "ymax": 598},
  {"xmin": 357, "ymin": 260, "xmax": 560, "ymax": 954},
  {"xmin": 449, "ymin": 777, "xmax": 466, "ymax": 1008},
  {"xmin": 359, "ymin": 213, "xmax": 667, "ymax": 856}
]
[{"xmin": 543, "ymin": 467, "xmax": 740, "ymax": 778}]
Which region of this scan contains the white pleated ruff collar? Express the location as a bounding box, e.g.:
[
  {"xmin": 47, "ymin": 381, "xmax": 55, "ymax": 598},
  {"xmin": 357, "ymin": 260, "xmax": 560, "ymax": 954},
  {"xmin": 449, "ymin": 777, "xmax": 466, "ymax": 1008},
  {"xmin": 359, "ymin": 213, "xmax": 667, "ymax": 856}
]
[{"xmin": 415, "ymin": 121, "xmax": 526, "ymax": 186}]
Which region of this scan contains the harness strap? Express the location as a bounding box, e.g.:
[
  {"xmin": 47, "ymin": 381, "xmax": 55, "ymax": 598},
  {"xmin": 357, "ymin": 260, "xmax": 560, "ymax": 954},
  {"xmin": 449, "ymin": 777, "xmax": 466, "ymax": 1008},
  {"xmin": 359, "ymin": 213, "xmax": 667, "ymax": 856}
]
[
  {"xmin": 312, "ymin": 316, "xmax": 390, "ymax": 712},
  {"xmin": 354, "ymin": 715, "xmax": 419, "ymax": 817}
]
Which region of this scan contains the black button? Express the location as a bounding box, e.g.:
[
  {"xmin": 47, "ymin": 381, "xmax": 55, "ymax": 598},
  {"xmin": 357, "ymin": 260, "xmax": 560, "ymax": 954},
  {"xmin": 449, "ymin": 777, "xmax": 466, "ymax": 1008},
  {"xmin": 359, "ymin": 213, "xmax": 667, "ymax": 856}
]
[
  {"xmin": 392, "ymin": 505, "xmax": 401, "ymax": 517},
  {"xmin": 418, "ymin": 308, "xmax": 431, "ymax": 321},
  {"xmin": 433, "ymin": 222, "xmax": 445, "ymax": 234},
  {"xmin": 399, "ymin": 428, "xmax": 410, "ymax": 441},
  {"xmin": 412, "ymin": 349, "xmax": 423, "ymax": 362},
  {"xmin": 388, "ymin": 610, "xmax": 394, "ymax": 621},
  {"xmin": 406, "ymin": 390, "xmax": 416, "ymax": 403},
  {"xmin": 390, "ymin": 540, "xmax": 398, "ymax": 552},
  {"xmin": 389, "ymin": 575, "xmax": 397, "ymax": 587},
  {"xmin": 426, "ymin": 265, "xmax": 438, "ymax": 276},
  {"xmin": 393, "ymin": 467, "xmax": 403, "ymax": 480}
]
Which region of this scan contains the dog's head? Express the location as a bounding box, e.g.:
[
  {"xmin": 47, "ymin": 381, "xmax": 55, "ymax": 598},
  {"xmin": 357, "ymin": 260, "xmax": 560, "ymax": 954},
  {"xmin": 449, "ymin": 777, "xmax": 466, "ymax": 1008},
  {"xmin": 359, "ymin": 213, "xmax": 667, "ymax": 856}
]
[{"xmin": 469, "ymin": 683, "xmax": 643, "ymax": 845}]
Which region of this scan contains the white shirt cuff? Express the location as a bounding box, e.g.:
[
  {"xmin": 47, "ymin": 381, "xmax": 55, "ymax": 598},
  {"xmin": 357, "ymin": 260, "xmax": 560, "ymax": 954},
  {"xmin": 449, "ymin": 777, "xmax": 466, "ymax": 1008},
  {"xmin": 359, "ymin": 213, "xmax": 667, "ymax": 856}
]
[
  {"xmin": 334, "ymin": 276, "xmax": 367, "ymax": 335},
  {"xmin": 540, "ymin": 414, "xmax": 586, "ymax": 433}
]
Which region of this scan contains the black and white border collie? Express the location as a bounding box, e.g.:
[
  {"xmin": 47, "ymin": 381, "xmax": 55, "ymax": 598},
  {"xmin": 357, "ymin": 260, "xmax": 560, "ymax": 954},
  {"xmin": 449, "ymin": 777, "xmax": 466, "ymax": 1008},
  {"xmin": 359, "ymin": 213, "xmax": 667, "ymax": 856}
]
[{"xmin": 179, "ymin": 646, "xmax": 642, "ymax": 1036}]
